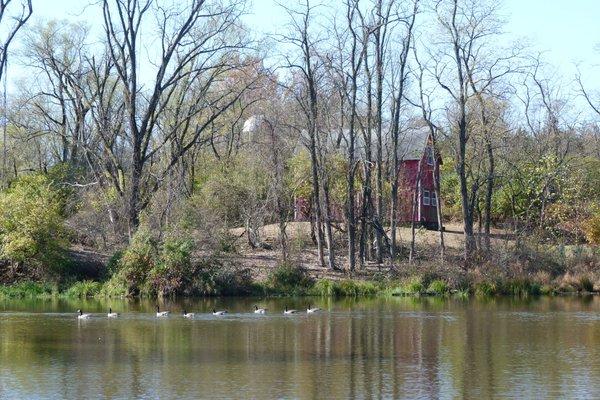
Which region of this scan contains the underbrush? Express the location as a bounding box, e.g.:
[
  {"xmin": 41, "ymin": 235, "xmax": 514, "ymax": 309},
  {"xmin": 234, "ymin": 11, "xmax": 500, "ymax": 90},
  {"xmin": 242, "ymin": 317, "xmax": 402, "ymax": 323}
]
[
  {"xmin": 266, "ymin": 262, "xmax": 314, "ymax": 296},
  {"xmin": 311, "ymin": 279, "xmax": 379, "ymax": 297},
  {"xmin": 4, "ymin": 238, "xmax": 600, "ymax": 299},
  {"xmin": 0, "ymin": 281, "xmax": 56, "ymax": 299},
  {"xmin": 2, "ymin": 271, "xmax": 598, "ymax": 300},
  {"xmin": 65, "ymin": 280, "xmax": 102, "ymax": 298}
]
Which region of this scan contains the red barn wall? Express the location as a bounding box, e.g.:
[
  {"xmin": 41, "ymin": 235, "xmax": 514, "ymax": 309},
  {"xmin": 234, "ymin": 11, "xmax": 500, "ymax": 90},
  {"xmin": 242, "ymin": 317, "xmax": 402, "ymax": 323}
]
[
  {"xmin": 397, "ymin": 154, "xmax": 439, "ymax": 225},
  {"xmin": 294, "ymin": 141, "xmax": 440, "ymax": 228}
]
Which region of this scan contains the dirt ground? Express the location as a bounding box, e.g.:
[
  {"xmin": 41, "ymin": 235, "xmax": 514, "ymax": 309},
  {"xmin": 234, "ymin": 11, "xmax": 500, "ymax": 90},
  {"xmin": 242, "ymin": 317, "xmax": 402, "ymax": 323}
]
[{"xmin": 228, "ymin": 222, "xmax": 514, "ymax": 280}]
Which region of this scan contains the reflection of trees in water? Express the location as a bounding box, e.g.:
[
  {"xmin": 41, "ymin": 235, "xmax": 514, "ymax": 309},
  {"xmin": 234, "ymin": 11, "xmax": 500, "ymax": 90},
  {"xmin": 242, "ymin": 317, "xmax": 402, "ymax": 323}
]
[{"xmin": 2, "ymin": 297, "xmax": 600, "ymax": 398}]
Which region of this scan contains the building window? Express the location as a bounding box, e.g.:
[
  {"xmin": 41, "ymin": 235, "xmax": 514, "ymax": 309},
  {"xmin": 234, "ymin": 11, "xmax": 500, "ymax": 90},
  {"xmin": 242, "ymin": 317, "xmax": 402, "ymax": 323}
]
[
  {"xmin": 426, "ymin": 146, "xmax": 434, "ymax": 165},
  {"xmin": 423, "ymin": 190, "xmax": 430, "ymax": 206},
  {"xmin": 431, "ymin": 191, "xmax": 437, "ymax": 207}
]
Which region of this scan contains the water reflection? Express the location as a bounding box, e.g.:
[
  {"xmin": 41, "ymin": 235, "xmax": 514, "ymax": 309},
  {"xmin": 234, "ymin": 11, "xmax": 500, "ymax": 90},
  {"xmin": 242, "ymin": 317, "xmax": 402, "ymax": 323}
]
[{"xmin": 1, "ymin": 297, "xmax": 600, "ymax": 399}]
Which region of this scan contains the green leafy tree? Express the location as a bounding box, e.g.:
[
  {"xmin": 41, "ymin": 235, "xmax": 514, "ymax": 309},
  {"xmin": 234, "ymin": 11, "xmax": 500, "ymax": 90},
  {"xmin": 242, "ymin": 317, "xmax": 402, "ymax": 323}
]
[{"xmin": 0, "ymin": 174, "xmax": 66, "ymax": 274}]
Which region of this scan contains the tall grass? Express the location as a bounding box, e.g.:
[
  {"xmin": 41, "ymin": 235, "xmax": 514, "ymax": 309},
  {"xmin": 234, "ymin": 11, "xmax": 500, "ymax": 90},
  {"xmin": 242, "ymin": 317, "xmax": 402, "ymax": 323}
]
[
  {"xmin": 311, "ymin": 279, "xmax": 379, "ymax": 297},
  {"xmin": 427, "ymin": 280, "xmax": 449, "ymax": 295},
  {"xmin": 386, "ymin": 276, "xmax": 425, "ymax": 296},
  {"xmin": 0, "ymin": 281, "xmax": 56, "ymax": 299},
  {"xmin": 65, "ymin": 280, "xmax": 102, "ymax": 298}
]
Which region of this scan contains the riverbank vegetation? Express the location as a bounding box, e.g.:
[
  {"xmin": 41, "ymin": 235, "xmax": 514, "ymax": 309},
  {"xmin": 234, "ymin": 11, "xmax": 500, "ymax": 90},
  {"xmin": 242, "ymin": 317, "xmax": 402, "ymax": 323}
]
[
  {"xmin": 1, "ymin": 0, "xmax": 600, "ymax": 299},
  {"xmin": 2, "ymin": 252, "xmax": 600, "ymax": 300}
]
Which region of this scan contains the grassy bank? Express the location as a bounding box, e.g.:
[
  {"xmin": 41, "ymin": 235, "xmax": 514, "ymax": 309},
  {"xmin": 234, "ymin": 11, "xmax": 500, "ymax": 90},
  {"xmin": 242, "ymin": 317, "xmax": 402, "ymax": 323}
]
[{"xmin": 2, "ymin": 265, "xmax": 598, "ymax": 300}]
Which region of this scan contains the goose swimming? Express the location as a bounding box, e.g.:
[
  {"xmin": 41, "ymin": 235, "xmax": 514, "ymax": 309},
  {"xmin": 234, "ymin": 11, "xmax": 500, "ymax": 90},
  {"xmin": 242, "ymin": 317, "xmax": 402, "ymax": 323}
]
[{"xmin": 156, "ymin": 305, "xmax": 169, "ymax": 317}]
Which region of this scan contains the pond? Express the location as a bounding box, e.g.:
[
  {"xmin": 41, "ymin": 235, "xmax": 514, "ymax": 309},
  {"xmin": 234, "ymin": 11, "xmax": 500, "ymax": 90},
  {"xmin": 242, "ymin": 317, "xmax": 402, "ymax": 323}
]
[{"xmin": 1, "ymin": 296, "xmax": 600, "ymax": 399}]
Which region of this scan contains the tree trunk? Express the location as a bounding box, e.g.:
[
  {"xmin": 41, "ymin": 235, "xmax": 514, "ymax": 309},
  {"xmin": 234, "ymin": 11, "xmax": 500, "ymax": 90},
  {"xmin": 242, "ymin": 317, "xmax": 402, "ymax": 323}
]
[
  {"xmin": 431, "ymin": 143, "xmax": 445, "ymax": 261},
  {"xmin": 1, "ymin": 106, "xmax": 6, "ymax": 187},
  {"xmin": 456, "ymin": 107, "xmax": 476, "ymax": 261},
  {"xmin": 128, "ymin": 148, "xmax": 142, "ymax": 238},
  {"xmin": 359, "ymin": 162, "xmax": 372, "ymax": 267},
  {"xmin": 458, "ymin": 148, "xmax": 476, "ymax": 261},
  {"xmin": 278, "ymin": 215, "xmax": 288, "ymax": 262},
  {"xmin": 309, "ymin": 200, "xmax": 317, "ymax": 245},
  {"xmin": 372, "ymin": 0, "xmax": 390, "ymax": 265},
  {"xmin": 484, "ymin": 140, "xmax": 494, "ymax": 252},
  {"xmin": 310, "ymin": 178, "xmax": 326, "ymax": 268},
  {"xmin": 359, "ymin": 38, "xmax": 374, "ymax": 268},
  {"xmin": 374, "ymin": 76, "xmax": 384, "ymax": 263},
  {"xmin": 409, "ymin": 158, "xmax": 424, "ymax": 263},
  {"xmin": 321, "ymin": 175, "xmax": 337, "ymax": 270},
  {"xmin": 347, "ymin": 172, "xmax": 356, "ymax": 273},
  {"xmin": 390, "ymin": 168, "xmax": 399, "ymax": 263}
]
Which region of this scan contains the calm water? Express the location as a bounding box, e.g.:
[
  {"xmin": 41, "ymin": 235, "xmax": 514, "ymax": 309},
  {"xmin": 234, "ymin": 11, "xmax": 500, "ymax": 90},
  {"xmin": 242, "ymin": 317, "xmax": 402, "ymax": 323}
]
[{"xmin": 1, "ymin": 296, "xmax": 600, "ymax": 399}]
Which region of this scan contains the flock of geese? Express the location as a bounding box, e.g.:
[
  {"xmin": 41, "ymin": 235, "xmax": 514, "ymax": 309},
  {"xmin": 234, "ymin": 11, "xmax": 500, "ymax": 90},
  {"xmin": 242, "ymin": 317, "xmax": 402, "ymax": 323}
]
[{"xmin": 76, "ymin": 305, "xmax": 322, "ymax": 320}]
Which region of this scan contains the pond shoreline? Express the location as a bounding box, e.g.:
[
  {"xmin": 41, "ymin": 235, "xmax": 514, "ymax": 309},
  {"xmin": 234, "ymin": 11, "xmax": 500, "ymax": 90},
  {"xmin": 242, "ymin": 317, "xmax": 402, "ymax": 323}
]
[{"xmin": 2, "ymin": 275, "xmax": 599, "ymax": 300}]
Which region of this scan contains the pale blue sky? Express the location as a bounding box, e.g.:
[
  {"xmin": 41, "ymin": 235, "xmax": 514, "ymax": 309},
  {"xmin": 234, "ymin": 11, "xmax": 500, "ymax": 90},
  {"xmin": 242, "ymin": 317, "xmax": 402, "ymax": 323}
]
[{"xmin": 10, "ymin": 0, "xmax": 600, "ymax": 95}]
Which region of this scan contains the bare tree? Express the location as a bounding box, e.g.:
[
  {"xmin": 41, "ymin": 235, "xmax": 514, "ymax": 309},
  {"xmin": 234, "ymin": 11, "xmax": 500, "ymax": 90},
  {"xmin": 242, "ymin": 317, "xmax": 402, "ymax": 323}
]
[
  {"xmin": 388, "ymin": 0, "xmax": 418, "ymax": 263},
  {"xmin": 577, "ymin": 68, "xmax": 600, "ymax": 119},
  {"xmin": 371, "ymin": 0, "xmax": 394, "ymax": 264},
  {"xmin": 464, "ymin": 44, "xmax": 520, "ymax": 253},
  {"xmin": 244, "ymin": 109, "xmax": 292, "ymax": 260},
  {"xmin": 0, "ymin": 0, "xmax": 32, "ymax": 185},
  {"xmin": 279, "ymin": 0, "xmax": 337, "ymax": 270},
  {"xmin": 0, "ymin": 0, "xmax": 31, "ymax": 81},
  {"xmin": 101, "ymin": 0, "xmax": 251, "ymax": 237},
  {"xmin": 413, "ymin": 48, "xmax": 445, "ymax": 260},
  {"xmin": 20, "ymin": 21, "xmax": 93, "ymax": 166},
  {"xmin": 516, "ymin": 56, "xmax": 573, "ymax": 233},
  {"xmin": 429, "ymin": 0, "xmax": 508, "ymax": 261},
  {"xmin": 340, "ymin": 0, "xmax": 364, "ymax": 272},
  {"xmin": 356, "ymin": 3, "xmax": 375, "ymax": 267}
]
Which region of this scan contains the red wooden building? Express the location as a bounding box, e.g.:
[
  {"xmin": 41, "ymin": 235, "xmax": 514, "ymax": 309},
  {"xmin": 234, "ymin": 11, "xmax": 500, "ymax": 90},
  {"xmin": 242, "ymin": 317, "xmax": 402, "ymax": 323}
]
[
  {"xmin": 293, "ymin": 129, "xmax": 441, "ymax": 229},
  {"xmin": 395, "ymin": 130, "xmax": 441, "ymax": 229}
]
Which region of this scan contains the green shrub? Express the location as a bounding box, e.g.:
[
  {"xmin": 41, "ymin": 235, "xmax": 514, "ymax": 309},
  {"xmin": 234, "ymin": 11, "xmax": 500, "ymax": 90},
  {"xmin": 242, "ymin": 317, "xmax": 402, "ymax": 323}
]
[
  {"xmin": 0, "ymin": 281, "xmax": 56, "ymax": 298},
  {"xmin": 540, "ymin": 284, "xmax": 555, "ymax": 295},
  {"xmin": 385, "ymin": 276, "xmax": 425, "ymax": 296},
  {"xmin": 529, "ymin": 281, "xmax": 542, "ymax": 296},
  {"xmin": 475, "ymin": 282, "xmax": 498, "ymax": 297},
  {"xmin": 99, "ymin": 274, "xmax": 129, "ymax": 297},
  {"xmin": 427, "ymin": 279, "xmax": 449, "ymax": 295},
  {"xmin": 115, "ymin": 229, "xmax": 158, "ymax": 296},
  {"xmin": 311, "ymin": 279, "xmax": 380, "ymax": 297},
  {"xmin": 100, "ymin": 230, "xmax": 256, "ymax": 297},
  {"xmin": 65, "ymin": 280, "xmax": 101, "ymax": 298},
  {"xmin": 0, "ymin": 174, "xmax": 67, "ymax": 275},
  {"xmin": 454, "ymin": 275, "xmax": 473, "ymax": 293},
  {"xmin": 268, "ymin": 262, "xmax": 313, "ymax": 294},
  {"xmin": 170, "ymin": 258, "xmax": 255, "ymax": 296},
  {"xmin": 454, "ymin": 288, "xmax": 471, "ymax": 298},
  {"xmin": 147, "ymin": 239, "xmax": 193, "ymax": 297},
  {"xmin": 198, "ymin": 260, "xmax": 254, "ymax": 296},
  {"xmin": 584, "ymin": 208, "xmax": 600, "ymax": 244},
  {"xmin": 193, "ymin": 157, "xmax": 271, "ymax": 230},
  {"xmin": 106, "ymin": 250, "xmax": 124, "ymax": 277},
  {"xmin": 400, "ymin": 276, "xmax": 424, "ymax": 295}
]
